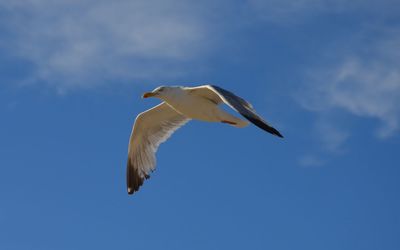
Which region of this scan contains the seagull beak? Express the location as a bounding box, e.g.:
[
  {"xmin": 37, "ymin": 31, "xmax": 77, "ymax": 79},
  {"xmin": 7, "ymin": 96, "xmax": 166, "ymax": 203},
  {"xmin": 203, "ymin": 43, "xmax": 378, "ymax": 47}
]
[{"xmin": 142, "ymin": 92, "xmax": 156, "ymax": 98}]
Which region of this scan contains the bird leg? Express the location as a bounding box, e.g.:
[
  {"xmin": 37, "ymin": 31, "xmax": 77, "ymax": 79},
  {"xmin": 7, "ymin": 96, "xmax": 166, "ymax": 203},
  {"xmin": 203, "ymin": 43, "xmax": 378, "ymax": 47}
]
[{"xmin": 221, "ymin": 120, "xmax": 237, "ymax": 125}]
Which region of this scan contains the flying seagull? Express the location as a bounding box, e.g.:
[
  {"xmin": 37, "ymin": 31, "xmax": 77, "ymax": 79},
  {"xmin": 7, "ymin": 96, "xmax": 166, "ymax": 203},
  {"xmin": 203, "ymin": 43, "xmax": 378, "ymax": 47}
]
[{"xmin": 126, "ymin": 85, "xmax": 283, "ymax": 195}]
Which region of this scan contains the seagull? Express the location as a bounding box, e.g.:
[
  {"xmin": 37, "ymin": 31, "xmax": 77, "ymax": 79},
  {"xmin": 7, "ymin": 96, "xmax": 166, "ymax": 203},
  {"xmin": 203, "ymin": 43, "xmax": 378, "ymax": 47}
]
[{"xmin": 126, "ymin": 85, "xmax": 283, "ymax": 195}]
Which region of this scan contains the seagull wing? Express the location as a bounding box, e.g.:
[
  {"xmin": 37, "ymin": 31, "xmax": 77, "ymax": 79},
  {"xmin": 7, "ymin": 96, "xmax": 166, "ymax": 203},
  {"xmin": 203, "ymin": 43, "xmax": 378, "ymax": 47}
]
[
  {"xmin": 188, "ymin": 85, "xmax": 283, "ymax": 137},
  {"xmin": 127, "ymin": 102, "xmax": 189, "ymax": 195}
]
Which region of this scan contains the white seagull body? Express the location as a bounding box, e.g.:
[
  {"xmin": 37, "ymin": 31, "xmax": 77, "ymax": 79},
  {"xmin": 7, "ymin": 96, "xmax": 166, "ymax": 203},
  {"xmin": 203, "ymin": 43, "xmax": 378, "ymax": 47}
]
[{"xmin": 126, "ymin": 85, "xmax": 283, "ymax": 194}]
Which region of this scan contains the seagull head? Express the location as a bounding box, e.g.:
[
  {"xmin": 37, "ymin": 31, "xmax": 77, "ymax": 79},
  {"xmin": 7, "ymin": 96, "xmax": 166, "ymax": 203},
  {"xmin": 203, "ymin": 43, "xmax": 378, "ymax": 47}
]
[{"xmin": 142, "ymin": 86, "xmax": 181, "ymax": 99}]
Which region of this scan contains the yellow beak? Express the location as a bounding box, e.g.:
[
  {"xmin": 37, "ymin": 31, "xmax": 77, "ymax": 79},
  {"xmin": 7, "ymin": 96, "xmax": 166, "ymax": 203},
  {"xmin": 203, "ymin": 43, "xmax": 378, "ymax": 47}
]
[{"xmin": 142, "ymin": 92, "xmax": 156, "ymax": 98}]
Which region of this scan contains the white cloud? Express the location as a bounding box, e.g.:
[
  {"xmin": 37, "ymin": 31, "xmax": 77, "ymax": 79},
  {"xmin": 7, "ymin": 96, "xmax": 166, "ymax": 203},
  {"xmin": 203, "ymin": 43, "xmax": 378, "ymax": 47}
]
[
  {"xmin": 246, "ymin": 0, "xmax": 400, "ymax": 23},
  {"xmin": 2, "ymin": 0, "xmax": 398, "ymax": 92},
  {"xmin": 0, "ymin": 0, "xmax": 213, "ymax": 90},
  {"xmin": 302, "ymin": 30, "xmax": 400, "ymax": 139},
  {"xmin": 298, "ymin": 154, "xmax": 324, "ymax": 167},
  {"xmin": 314, "ymin": 119, "xmax": 349, "ymax": 152}
]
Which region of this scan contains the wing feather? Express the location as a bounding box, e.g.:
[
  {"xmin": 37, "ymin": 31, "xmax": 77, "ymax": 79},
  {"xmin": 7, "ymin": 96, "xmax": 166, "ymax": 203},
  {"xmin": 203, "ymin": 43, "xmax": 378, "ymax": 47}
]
[
  {"xmin": 127, "ymin": 102, "xmax": 189, "ymax": 195},
  {"xmin": 188, "ymin": 85, "xmax": 283, "ymax": 137}
]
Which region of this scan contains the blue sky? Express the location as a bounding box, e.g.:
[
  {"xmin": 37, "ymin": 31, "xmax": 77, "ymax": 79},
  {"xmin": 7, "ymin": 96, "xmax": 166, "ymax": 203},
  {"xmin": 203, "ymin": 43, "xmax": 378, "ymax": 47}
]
[{"xmin": 1, "ymin": 1, "xmax": 400, "ymax": 249}]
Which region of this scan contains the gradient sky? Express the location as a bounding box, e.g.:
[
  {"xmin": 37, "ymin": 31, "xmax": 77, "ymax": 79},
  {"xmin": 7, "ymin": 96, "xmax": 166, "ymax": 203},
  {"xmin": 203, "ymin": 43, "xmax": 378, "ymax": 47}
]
[{"xmin": 1, "ymin": 1, "xmax": 400, "ymax": 249}]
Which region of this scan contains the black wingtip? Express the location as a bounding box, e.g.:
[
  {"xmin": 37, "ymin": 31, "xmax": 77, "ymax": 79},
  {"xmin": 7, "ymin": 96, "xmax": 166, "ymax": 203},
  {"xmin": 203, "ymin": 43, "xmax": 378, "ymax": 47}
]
[
  {"xmin": 270, "ymin": 127, "xmax": 284, "ymax": 138},
  {"xmin": 126, "ymin": 158, "xmax": 147, "ymax": 195},
  {"xmin": 243, "ymin": 114, "xmax": 284, "ymax": 138},
  {"xmin": 274, "ymin": 131, "xmax": 284, "ymax": 138}
]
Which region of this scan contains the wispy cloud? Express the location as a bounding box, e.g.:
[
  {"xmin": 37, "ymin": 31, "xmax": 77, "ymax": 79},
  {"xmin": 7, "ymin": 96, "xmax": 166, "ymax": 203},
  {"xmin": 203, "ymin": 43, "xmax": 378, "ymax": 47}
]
[
  {"xmin": 0, "ymin": 0, "xmax": 214, "ymax": 90},
  {"xmin": 302, "ymin": 30, "xmax": 400, "ymax": 139},
  {"xmin": 246, "ymin": 0, "xmax": 399, "ymax": 23},
  {"xmin": 298, "ymin": 154, "xmax": 324, "ymax": 167},
  {"xmin": 283, "ymin": 1, "xmax": 400, "ymax": 164},
  {"xmin": 315, "ymin": 119, "xmax": 350, "ymax": 152},
  {"xmin": 2, "ymin": 0, "xmax": 397, "ymax": 92},
  {"xmin": 296, "ymin": 27, "xmax": 400, "ymax": 165}
]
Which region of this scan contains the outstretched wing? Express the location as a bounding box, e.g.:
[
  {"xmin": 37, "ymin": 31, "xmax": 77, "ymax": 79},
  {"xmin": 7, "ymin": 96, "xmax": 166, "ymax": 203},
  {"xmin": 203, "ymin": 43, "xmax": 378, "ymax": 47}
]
[
  {"xmin": 188, "ymin": 85, "xmax": 283, "ymax": 138},
  {"xmin": 127, "ymin": 102, "xmax": 189, "ymax": 195}
]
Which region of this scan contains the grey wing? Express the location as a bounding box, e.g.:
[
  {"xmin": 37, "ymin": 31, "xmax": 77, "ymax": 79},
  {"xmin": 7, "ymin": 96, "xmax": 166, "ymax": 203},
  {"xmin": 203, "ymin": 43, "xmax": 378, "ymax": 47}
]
[
  {"xmin": 188, "ymin": 85, "xmax": 283, "ymax": 137},
  {"xmin": 127, "ymin": 102, "xmax": 189, "ymax": 195}
]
